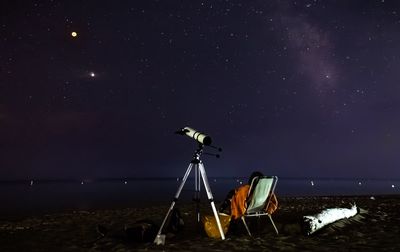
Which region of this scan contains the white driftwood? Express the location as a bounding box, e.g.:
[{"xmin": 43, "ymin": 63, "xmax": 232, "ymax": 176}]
[{"xmin": 303, "ymin": 205, "xmax": 358, "ymax": 235}]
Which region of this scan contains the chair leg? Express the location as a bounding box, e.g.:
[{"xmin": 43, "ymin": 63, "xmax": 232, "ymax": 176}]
[
  {"xmin": 268, "ymin": 214, "xmax": 279, "ymax": 235},
  {"xmin": 241, "ymin": 216, "xmax": 252, "ymax": 237}
]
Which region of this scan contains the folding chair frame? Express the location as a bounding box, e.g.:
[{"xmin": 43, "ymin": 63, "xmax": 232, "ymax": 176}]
[{"xmin": 241, "ymin": 176, "xmax": 279, "ymax": 236}]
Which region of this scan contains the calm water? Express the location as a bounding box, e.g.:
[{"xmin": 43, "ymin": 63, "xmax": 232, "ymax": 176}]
[{"xmin": 1, "ymin": 177, "xmax": 399, "ymax": 217}]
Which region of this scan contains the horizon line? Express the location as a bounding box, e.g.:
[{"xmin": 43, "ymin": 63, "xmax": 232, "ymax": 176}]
[{"xmin": 0, "ymin": 176, "xmax": 400, "ymax": 184}]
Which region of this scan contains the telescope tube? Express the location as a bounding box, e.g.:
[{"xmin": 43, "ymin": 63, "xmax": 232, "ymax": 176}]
[{"xmin": 182, "ymin": 127, "xmax": 212, "ymax": 146}]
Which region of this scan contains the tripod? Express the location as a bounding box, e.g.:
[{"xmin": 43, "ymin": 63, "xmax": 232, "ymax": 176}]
[{"xmin": 154, "ymin": 145, "xmax": 225, "ymax": 244}]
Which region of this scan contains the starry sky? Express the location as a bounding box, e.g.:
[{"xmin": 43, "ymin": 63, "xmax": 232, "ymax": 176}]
[{"xmin": 1, "ymin": 0, "xmax": 400, "ymax": 180}]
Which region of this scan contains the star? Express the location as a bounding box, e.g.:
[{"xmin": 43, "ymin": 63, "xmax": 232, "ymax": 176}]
[
  {"xmin": 89, "ymin": 72, "xmax": 96, "ymax": 77},
  {"xmin": 71, "ymin": 31, "xmax": 78, "ymax": 37}
]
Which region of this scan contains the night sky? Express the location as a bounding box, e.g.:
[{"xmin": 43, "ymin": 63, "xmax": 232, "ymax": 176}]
[{"xmin": 1, "ymin": 0, "xmax": 400, "ymax": 180}]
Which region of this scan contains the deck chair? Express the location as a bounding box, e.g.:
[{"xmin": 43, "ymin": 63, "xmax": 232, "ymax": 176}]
[{"xmin": 241, "ymin": 176, "xmax": 279, "ymax": 236}]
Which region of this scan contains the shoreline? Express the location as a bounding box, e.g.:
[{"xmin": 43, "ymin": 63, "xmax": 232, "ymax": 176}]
[{"xmin": 2, "ymin": 194, "xmax": 399, "ymax": 219}]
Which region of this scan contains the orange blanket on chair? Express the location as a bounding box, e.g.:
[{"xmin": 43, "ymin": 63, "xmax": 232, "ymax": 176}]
[
  {"xmin": 230, "ymin": 185, "xmax": 250, "ymax": 219},
  {"xmin": 230, "ymin": 185, "xmax": 278, "ymax": 220}
]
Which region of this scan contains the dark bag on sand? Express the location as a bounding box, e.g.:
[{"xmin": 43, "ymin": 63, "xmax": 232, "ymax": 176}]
[
  {"xmin": 167, "ymin": 208, "xmax": 185, "ymax": 233},
  {"xmin": 124, "ymin": 209, "xmax": 184, "ymax": 243},
  {"xmin": 124, "ymin": 219, "xmax": 159, "ymax": 242}
]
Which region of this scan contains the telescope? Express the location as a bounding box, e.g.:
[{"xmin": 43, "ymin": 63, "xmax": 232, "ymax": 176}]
[
  {"xmin": 155, "ymin": 126, "xmax": 225, "ymax": 244},
  {"xmin": 175, "ymin": 126, "xmax": 212, "ymax": 146}
]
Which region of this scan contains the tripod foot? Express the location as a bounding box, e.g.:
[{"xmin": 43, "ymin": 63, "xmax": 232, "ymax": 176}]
[{"xmin": 154, "ymin": 234, "xmax": 166, "ymax": 245}]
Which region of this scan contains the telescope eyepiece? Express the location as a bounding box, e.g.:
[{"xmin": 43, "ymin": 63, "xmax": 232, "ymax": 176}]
[{"xmin": 175, "ymin": 128, "xmax": 189, "ymax": 135}]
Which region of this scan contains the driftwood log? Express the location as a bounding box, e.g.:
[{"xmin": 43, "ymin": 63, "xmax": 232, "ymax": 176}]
[{"xmin": 303, "ymin": 205, "xmax": 358, "ymax": 235}]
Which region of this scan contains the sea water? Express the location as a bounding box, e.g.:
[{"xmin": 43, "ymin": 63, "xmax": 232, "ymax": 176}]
[{"xmin": 0, "ymin": 177, "xmax": 398, "ymax": 217}]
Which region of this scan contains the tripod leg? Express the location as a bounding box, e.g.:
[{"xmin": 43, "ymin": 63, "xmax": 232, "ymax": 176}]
[
  {"xmin": 198, "ymin": 163, "xmax": 226, "ymax": 240},
  {"xmin": 194, "ymin": 164, "xmax": 201, "ymax": 223},
  {"xmin": 154, "ymin": 163, "xmax": 193, "ymax": 244}
]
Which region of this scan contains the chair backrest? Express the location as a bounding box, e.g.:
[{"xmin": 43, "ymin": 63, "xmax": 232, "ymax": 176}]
[{"xmin": 246, "ymin": 176, "xmax": 277, "ymax": 214}]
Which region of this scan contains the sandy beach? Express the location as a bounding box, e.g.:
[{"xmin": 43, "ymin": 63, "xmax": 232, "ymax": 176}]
[{"xmin": 1, "ymin": 195, "xmax": 399, "ymax": 251}]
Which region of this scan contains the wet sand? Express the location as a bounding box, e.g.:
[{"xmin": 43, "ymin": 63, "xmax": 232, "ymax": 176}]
[{"xmin": 1, "ymin": 195, "xmax": 399, "ymax": 251}]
